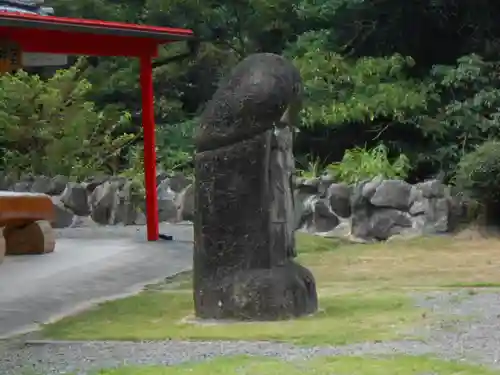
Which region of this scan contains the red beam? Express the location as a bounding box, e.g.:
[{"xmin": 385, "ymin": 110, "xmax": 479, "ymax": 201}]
[
  {"xmin": 140, "ymin": 54, "xmax": 159, "ymax": 241},
  {"xmin": 0, "ymin": 11, "xmax": 193, "ymax": 39},
  {"xmin": 0, "ymin": 27, "xmax": 159, "ymax": 57}
]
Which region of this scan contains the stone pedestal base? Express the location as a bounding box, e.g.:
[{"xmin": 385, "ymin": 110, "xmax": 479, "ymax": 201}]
[
  {"xmin": 194, "ymin": 261, "xmax": 318, "ymax": 320},
  {"xmin": 4, "ymin": 220, "xmax": 55, "ymax": 255}
]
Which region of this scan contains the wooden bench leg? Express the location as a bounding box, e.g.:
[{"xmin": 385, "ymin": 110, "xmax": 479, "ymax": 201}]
[{"xmin": 4, "ymin": 220, "xmax": 55, "ymax": 255}]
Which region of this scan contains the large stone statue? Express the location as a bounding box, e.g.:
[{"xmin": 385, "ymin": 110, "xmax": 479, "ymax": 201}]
[{"xmin": 193, "ymin": 53, "xmax": 318, "ymax": 320}]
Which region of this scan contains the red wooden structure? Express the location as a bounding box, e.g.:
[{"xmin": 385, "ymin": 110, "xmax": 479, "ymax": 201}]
[{"xmin": 0, "ymin": 11, "xmax": 194, "ymax": 241}]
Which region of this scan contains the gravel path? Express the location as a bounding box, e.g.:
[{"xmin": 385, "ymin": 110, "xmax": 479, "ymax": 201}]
[
  {"xmin": 54, "ymin": 221, "xmax": 194, "ymax": 241},
  {"xmin": 0, "ymin": 223, "xmax": 194, "ymax": 339},
  {"xmin": 1, "ymin": 289, "xmax": 500, "ymax": 374}
]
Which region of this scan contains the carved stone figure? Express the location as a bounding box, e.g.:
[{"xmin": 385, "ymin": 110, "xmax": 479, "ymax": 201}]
[{"xmin": 193, "ymin": 53, "xmax": 318, "ymax": 320}]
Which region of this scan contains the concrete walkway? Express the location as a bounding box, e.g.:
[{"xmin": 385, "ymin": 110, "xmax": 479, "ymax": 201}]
[{"xmin": 0, "ymin": 223, "xmax": 193, "ymax": 338}]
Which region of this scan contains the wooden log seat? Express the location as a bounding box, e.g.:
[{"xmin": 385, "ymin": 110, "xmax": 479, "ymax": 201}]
[{"xmin": 0, "ymin": 192, "xmax": 56, "ymax": 255}]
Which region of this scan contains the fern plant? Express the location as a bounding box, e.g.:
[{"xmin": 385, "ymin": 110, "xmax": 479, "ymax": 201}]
[
  {"xmin": 296, "ymin": 155, "xmax": 326, "ymax": 179},
  {"xmin": 327, "ymin": 144, "xmax": 410, "ymax": 184}
]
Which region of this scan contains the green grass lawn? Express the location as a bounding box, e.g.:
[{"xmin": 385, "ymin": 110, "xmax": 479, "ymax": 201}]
[
  {"xmin": 41, "ymin": 233, "xmax": 500, "ymax": 345},
  {"xmin": 93, "ymin": 355, "xmax": 499, "ymax": 375}
]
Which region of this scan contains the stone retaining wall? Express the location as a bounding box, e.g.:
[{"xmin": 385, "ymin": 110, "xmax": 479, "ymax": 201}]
[
  {"xmin": 0, "ymin": 173, "xmax": 465, "ymax": 242},
  {"xmin": 295, "ymin": 176, "xmax": 465, "ymax": 242},
  {"xmin": 0, "ymin": 173, "xmax": 194, "ymax": 229}
]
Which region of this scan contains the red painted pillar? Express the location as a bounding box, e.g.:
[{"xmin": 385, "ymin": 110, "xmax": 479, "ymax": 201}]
[{"xmin": 140, "ymin": 54, "xmax": 159, "ymax": 241}]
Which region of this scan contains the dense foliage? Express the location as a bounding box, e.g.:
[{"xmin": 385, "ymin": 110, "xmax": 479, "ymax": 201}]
[
  {"xmin": 327, "ymin": 144, "xmax": 410, "ymax": 184},
  {"xmin": 3, "ymin": 0, "xmax": 500, "ymax": 212},
  {"xmin": 0, "ymin": 59, "xmax": 134, "ymax": 179}
]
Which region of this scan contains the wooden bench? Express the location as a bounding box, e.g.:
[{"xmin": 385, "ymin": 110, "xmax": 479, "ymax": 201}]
[{"xmin": 0, "ymin": 192, "xmax": 55, "ymax": 260}]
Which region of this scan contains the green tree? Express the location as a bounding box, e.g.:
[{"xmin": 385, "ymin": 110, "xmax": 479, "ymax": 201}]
[
  {"xmin": 454, "ymin": 140, "xmax": 500, "ymax": 223},
  {"xmin": 418, "ymin": 54, "xmax": 500, "ymax": 177},
  {"xmin": 0, "ymin": 62, "xmax": 134, "ymax": 179},
  {"xmin": 15, "ymin": 0, "xmax": 500, "ymax": 186}
]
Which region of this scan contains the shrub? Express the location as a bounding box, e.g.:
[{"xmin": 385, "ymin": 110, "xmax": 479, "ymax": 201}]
[
  {"xmin": 0, "ymin": 61, "xmax": 134, "ymax": 179},
  {"xmin": 454, "ymin": 140, "xmax": 500, "ymax": 210},
  {"xmin": 326, "ymin": 144, "xmax": 410, "ymax": 184},
  {"xmin": 296, "ymin": 155, "xmax": 325, "ymax": 179},
  {"xmin": 156, "ymin": 118, "xmax": 197, "ymax": 176}
]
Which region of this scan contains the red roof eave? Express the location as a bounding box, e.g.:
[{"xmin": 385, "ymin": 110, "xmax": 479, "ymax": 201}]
[{"xmin": 0, "ymin": 11, "xmax": 194, "ymax": 57}]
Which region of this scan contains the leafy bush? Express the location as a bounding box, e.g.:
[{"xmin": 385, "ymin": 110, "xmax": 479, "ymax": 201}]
[
  {"xmin": 119, "ymin": 144, "xmax": 146, "ymax": 197},
  {"xmin": 454, "ymin": 140, "xmax": 500, "ymax": 206},
  {"xmin": 156, "ymin": 118, "xmax": 197, "ymax": 175},
  {"xmin": 418, "ymin": 54, "xmax": 500, "ymax": 177},
  {"xmin": 0, "ymin": 62, "xmax": 134, "ymax": 179},
  {"xmin": 326, "ymin": 144, "xmax": 410, "ymax": 184},
  {"xmin": 296, "ymin": 155, "xmax": 325, "ymax": 179}
]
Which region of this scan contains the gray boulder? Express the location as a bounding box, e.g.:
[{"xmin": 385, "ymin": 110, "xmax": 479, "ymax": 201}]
[
  {"xmin": 326, "ymin": 183, "xmax": 351, "ymax": 218},
  {"xmin": 370, "ymin": 179, "xmax": 412, "ymax": 210},
  {"xmin": 60, "ymin": 182, "xmax": 90, "ymax": 216}
]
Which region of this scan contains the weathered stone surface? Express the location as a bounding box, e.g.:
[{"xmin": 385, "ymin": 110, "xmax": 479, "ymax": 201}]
[
  {"xmin": 350, "ymin": 181, "xmax": 372, "ymax": 240},
  {"xmin": 301, "ymin": 199, "xmax": 340, "ymax": 233},
  {"xmin": 298, "ymin": 177, "xmax": 320, "ymax": 192},
  {"xmin": 346, "ymin": 177, "xmax": 454, "ymax": 241},
  {"xmin": 197, "ymin": 261, "xmax": 317, "ymax": 320},
  {"xmin": 4, "ymin": 220, "xmax": 55, "ymax": 255},
  {"xmin": 369, "ymin": 209, "xmax": 413, "ymax": 240},
  {"xmin": 50, "ymin": 175, "xmax": 69, "ymax": 195},
  {"xmin": 51, "ymin": 197, "xmax": 75, "ymax": 229},
  {"xmin": 195, "ymin": 53, "xmax": 302, "ymax": 152},
  {"xmin": 30, "ymin": 176, "xmax": 54, "ymax": 194},
  {"xmin": 82, "ymin": 175, "xmax": 110, "ymax": 193},
  {"xmin": 424, "ymin": 198, "xmax": 449, "ymax": 233},
  {"xmin": 11, "ymin": 179, "xmax": 32, "ymax": 192},
  {"xmin": 318, "ymin": 174, "xmax": 336, "ymax": 195},
  {"xmin": 88, "ymin": 179, "xmax": 143, "ymax": 225},
  {"xmin": 195, "ymin": 133, "xmax": 272, "ymax": 270},
  {"xmin": 114, "ymin": 180, "xmax": 141, "ymax": 225},
  {"xmin": 89, "ymin": 180, "xmax": 119, "ymax": 225},
  {"xmin": 326, "ymin": 183, "xmax": 351, "ymax": 218},
  {"xmin": 270, "ymin": 126, "xmax": 297, "ymax": 260},
  {"xmin": 28, "ymin": 175, "xmax": 67, "ymax": 195},
  {"xmin": 60, "ymin": 182, "xmax": 90, "ymax": 216},
  {"xmin": 193, "ymin": 53, "xmax": 317, "ymax": 320},
  {"xmin": 416, "ymin": 179, "xmax": 446, "ymax": 198},
  {"xmin": 157, "ymin": 179, "xmax": 179, "ymax": 222},
  {"xmin": 0, "ymin": 172, "xmax": 195, "ymax": 227},
  {"xmin": 166, "ymin": 173, "xmax": 192, "ymax": 193},
  {"xmin": 361, "ymin": 175, "xmax": 383, "ymax": 199},
  {"xmin": 294, "ymin": 191, "xmax": 316, "ymax": 230},
  {"xmin": 70, "ymin": 215, "xmax": 99, "ymax": 228},
  {"xmin": 0, "ymin": 172, "xmax": 13, "ymax": 190},
  {"xmin": 176, "ymin": 183, "xmax": 194, "ymax": 222},
  {"xmin": 294, "ymin": 178, "xmax": 320, "ymax": 230},
  {"xmin": 409, "ymin": 197, "xmax": 427, "ymax": 216},
  {"xmin": 370, "ymin": 179, "xmax": 412, "ymax": 210}
]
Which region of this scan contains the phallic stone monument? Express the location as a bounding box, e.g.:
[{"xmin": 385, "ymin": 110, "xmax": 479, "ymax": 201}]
[{"xmin": 193, "ymin": 53, "xmax": 318, "ymax": 320}]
